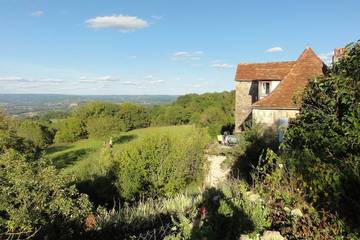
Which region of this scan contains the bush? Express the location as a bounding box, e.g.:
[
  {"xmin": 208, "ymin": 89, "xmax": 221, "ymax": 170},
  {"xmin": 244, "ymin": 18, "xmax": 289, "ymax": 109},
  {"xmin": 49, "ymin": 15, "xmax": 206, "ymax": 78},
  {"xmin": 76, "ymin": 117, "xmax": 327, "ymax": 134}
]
[
  {"xmin": 54, "ymin": 118, "xmax": 85, "ymax": 143},
  {"xmin": 113, "ymin": 128, "xmax": 209, "ymax": 200},
  {"xmin": 198, "ymin": 107, "xmax": 233, "ymax": 137},
  {"xmin": 0, "ymin": 110, "xmax": 34, "ymax": 157},
  {"xmin": 17, "ymin": 120, "xmax": 54, "ymax": 149},
  {"xmin": 0, "ymin": 149, "xmax": 92, "ymax": 238},
  {"xmin": 150, "ymin": 91, "xmax": 235, "ymax": 136},
  {"xmin": 118, "ymin": 102, "xmax": 151, "ymax": 131},
  {"xmin": 229, "ymin": 123, "xmax": 278, "ymax": 181},
  {"xmin": 86, "ymin": 116, "xmax": 125, "ymax": 138},
  {"xmin": 283, "ymin": 41, "xmax": 360, "ymax": 229}
]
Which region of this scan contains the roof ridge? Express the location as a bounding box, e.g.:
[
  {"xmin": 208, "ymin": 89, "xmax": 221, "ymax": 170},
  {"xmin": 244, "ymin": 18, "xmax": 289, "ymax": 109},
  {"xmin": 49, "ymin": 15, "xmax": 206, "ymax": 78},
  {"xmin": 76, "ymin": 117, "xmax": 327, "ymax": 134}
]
[
  {"xmin": 252, "ymin": 48, "xmax": 326, "ymax": 109},
  {"xmin": 237, "ymin": 60, "xmax": 296, "ymax": 66},
  {"xmin": 297, "ymin": 47, "xmax": 323, "ymax": 63},
  {"xmin": 252, "ymin": 57, "xmax": 302, "ymax": 107}
]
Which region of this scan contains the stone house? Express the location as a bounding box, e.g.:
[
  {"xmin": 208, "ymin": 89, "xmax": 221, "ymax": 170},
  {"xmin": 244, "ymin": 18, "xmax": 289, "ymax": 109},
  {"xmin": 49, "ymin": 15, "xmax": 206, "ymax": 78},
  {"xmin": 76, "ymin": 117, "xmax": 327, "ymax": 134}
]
[{"xmin": 234, "ymin": 48, "xmax": 327, "ymax": 132}]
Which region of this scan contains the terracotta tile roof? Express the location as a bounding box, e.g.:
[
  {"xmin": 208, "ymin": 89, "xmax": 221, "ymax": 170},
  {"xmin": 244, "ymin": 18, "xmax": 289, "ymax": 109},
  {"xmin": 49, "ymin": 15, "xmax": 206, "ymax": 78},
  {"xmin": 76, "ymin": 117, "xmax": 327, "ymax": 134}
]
[
  {"xmin": 252, "ymin": 48, "xmax": 327, "ymax": 109},
  {"xmin": 235, "ymin": 61, "xmax": 296, "ymax": 81}
]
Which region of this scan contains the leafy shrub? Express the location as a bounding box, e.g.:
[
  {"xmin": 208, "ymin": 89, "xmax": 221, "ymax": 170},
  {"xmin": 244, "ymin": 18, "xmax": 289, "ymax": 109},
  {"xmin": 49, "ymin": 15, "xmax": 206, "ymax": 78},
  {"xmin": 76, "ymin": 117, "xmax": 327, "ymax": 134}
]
[
  {"xmin": 229, "ymin": 123, "xmax": 278, "ymax": 181},
  {"xmin": 250, "ymin": 150, "xmax": 351, "ymax": 239},
  {"xmin": 283, "ymin": 41, "xmax": 360, "ymax": 229},
  {"xmin": 86, "ymin": 116, "xmax": 125, "ymax": 138},
  {"xmin": 113, "ymin": 128, "xmax": 209, "ymax": 200},
  {"xmin": 0, "ymin": 149, "xmax": 92, "ymax": 238},
  {"xmin": 17, "ymin": 120, "xmax": 54, "ymax": 149},
  {"xmin": 198, "ymin": 107, "xmax": 233, "ymax": 137},
  {"xmin": 117, "ymin": 102, "xmax": 151, "ymax": 131},
  {"xmin": 54, "ymin": 118, "xmax": 85, "ymax": 143},
  {"xmin": 0, "ymin": 110, "xmax": 25, "ymax": 154},
  {"xmin": 151, "ymin": 91, "xmax": 235, "ymax": 136}
]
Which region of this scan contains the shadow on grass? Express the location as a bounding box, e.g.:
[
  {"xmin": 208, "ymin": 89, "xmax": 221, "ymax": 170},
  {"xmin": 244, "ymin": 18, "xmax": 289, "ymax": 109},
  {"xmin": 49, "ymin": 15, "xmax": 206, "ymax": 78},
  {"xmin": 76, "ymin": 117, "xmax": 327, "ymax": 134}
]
[
  {"xmin": 45, "ymin": 144, "xmax": 74, "ymax": 155},
  {"xmin": 77, "ymin": 173, "xmax": 118, "ymax": 208},
  {"xmin": 191, "ymin": 187, "xmax": 254, "ymax": 240},
  {"xmin": 85, "ymin": 212, "xmax": 176, "ymax": 240},
  {"xmin": 113, "ymin": 134, "xmax": 137, "ymax": 145},
  {"xmin": 52, "ymin": 148, "xmax": 93, "ymax": 169}
]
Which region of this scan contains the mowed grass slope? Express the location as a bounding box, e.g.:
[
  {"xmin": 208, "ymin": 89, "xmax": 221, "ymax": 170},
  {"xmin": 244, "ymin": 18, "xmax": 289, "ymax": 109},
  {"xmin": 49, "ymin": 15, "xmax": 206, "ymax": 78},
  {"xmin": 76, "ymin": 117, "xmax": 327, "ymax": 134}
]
[{"xmin": 45, "ymin": 125, "xmax": 195, "ymax": 179}]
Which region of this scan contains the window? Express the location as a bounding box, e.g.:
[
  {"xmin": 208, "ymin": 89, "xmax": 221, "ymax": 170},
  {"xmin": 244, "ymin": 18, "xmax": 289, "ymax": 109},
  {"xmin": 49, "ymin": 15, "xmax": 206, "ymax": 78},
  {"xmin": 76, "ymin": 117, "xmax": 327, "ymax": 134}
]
[{"xmin": 263, "ymin": 82, "xmax": 270, "ymax": 95}]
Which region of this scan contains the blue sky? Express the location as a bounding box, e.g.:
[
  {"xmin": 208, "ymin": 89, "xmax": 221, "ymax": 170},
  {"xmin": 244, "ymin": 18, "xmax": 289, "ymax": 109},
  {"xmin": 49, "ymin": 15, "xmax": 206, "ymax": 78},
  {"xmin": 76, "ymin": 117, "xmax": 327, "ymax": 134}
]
[{"xmin": 0, "ymin": 0, "xmax": 359, "ymax": 95}]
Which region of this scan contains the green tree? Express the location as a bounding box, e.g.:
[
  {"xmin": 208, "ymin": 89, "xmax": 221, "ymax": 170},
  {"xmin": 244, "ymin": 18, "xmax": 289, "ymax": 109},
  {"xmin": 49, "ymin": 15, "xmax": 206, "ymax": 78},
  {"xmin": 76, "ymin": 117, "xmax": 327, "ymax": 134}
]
[
  {"xmin": 199, "ymin": 107, "xmax": 233, "ymax": 137},
  {"xmin": 0, "ymin": 149, "xmax": 92, "ymax": 238},
  {"xmin": 17, "ymin": 120, "xmax": 54, "ymax": 150},
  {"xmin": 0, "ymin": 109, "xmax": 27, "ymax": 155},
  {"xmin": 118, "ymin": 102, "xmax": 151, "ymax": 131},
  {"xmin": 86, "ymin": 116, "xmax": 126, "ymax": 138},
  {"xmin": 283, "ymin": 40, "xmax": 360, "ymax": 228},
  {"xmin": 54, "ymin": 118, "xmax": 85, "ymax": 143}
]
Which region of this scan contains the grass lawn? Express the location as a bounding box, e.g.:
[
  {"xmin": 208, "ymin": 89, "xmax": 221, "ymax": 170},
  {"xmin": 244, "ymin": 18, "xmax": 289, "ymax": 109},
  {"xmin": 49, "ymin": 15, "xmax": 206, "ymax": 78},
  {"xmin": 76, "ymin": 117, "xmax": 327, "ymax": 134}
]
[{"xmin": 45, "ymin": 125, "xmax": 195, "ymax": 179}]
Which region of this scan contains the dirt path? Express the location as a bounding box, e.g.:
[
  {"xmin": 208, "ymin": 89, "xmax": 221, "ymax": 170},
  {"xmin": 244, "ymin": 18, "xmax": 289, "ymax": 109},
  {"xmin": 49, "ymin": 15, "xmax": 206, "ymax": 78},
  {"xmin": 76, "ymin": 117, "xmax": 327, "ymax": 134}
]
[{"xmin": 205, "ymin": 155, "xmax": 230, "ymax": 187}]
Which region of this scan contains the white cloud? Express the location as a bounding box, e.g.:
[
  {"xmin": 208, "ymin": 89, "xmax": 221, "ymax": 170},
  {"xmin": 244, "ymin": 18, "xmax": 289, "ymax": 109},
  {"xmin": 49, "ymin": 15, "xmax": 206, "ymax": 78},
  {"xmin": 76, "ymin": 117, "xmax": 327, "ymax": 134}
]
[
  {"xmin": 173, "ymin": 51, "xmax": 191, "ymax": 58},
  {"xmin": 96, "ymin": 76, "xmax": 119, "ymax": 82},
  {"xmin": 172, "ymin": 51, "xmax": 204, "ymax": 60},
  {"xmin": 129, "ymin": 55, "xmax": 137, "ymax": 59},
  {"xmin": 211, "ymin": 63, "xmax": 234, "ymax": 69},
  {"xmin": 39, "ymin": 78, "xmax": 64, "ymax": 83},
  {"xmin": 120, "ymin": 81, "xmax": 138, "ymax": 85},
  {"xmin": 0, "ymin": 76, "xmax": 63, "ymax": 83},
  {"xmin": 319, "ymin": 52, "xmax": 333, "ymax": 65},
  {"xmin": 31, "ymin": 10, "xmax": 44, "ymax": 17},
  {"xmin": 265, "ymin": 47, "xmax": 283, "ymax": 53},
  {"xmin": 147, "ymin": 79, "xmax": 165, "ymax": 84},
  {"xmin": 79, "ymin": 76, "xmax": 122, "ymax": 83},
  {"xmin": 0, "ymin": 76, "xmax": 28, "ymax": 82},
  {"xmin": 85, "ymin": 15, "xmax": 149, "ymax": 31}
]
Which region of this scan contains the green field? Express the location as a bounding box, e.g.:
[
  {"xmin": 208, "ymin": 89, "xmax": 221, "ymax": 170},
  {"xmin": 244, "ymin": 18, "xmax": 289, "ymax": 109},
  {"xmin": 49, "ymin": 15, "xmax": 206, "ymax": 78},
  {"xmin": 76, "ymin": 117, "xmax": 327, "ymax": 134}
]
[{"xmin": 46, "ymin": 125, "xmax": 195, "ymax": 178}]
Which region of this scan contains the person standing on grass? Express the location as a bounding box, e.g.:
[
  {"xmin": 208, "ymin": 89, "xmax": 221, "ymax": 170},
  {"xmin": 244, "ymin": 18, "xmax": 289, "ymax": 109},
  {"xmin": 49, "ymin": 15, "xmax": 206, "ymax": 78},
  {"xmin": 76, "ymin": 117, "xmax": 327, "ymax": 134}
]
[{"xmin": 109, "ymin": 137, "xmax": 113, "ymax": 149}]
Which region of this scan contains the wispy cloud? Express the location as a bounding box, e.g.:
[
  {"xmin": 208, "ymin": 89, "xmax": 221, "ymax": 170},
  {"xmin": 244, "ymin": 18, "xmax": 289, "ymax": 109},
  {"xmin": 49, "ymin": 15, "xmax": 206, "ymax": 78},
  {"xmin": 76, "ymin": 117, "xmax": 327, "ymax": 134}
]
[
  {"xmin": 0, "ymin": 76, "xmax": 63, "ymax": 83},
  {"xmin": 211, "ymin": 63, "xmax": 234, "ymax": 69},
  {"xmin": 79, "ymin": 76, "xmax": 122, "ymax": 83},
  {"xmin": 96, "ymin": 76, "xmax": 120, "ymax": 82},
  {"xmin": 31, "ymin": 10, "xmax": 44, "ymax": 17},
  {"xmin": 172, "ymin": 51, "xmax": 204, "ymax": 60},
  {"xmin": 265, "ymin": 47, "xmax": 283, "ymax": 53},
  {"xmin": 151, "ymin": 15, "xmax": 163, "ymax": 20},
  {"xmin": 86, "ymin": 15, "xmax": 149, "ymax": 31},
  {"xmin": 144, "ymin": 75, "xmax": 165, "ymax": 84},
  {"xmin": 147, "ymin": 79, "xmax": 165, "ymax": 84},
  {"xmin": 120, "ymin": 81, "xmax": 138, "ymax": 85},
  {"xmin": 319, "ymin": 52, "xmax": 333, "ymax": 65},
  {"xmin": 129, "ymin": 55, "xmax": 137, "ymax": 59}
]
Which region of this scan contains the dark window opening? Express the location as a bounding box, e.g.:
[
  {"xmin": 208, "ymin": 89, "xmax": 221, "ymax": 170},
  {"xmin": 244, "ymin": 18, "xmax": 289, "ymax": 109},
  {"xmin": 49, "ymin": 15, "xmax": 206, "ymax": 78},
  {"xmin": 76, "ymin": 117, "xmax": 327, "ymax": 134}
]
[{"xmin": 263, "ymin": 82, "xmax": 270, "ymax": 95}]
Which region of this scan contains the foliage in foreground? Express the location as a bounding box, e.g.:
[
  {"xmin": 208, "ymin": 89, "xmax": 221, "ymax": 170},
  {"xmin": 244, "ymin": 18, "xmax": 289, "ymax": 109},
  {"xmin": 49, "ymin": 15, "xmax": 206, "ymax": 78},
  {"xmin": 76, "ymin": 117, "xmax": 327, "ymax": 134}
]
[
  {"xmin": 84, "ymin": 180, "xmax": 270, "ymax": 240},
  {"xmin": 283, "ymin": 40, "xmax": 360, "ymax": 230},
  {"xmin": 114, "ymin": 128, "xmax": 210, "ymax": 200},
  {"xmin": 0, "ymin": 150, "xmax": 92, "ymax": 239}
]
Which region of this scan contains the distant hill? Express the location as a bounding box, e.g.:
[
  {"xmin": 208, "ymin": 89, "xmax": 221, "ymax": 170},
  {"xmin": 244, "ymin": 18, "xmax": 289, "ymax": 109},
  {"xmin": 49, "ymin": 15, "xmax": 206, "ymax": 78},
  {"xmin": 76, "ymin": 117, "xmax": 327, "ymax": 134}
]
[{"xmin": 0, "ymin": 94, "xmax": 178, "ymax": 116}]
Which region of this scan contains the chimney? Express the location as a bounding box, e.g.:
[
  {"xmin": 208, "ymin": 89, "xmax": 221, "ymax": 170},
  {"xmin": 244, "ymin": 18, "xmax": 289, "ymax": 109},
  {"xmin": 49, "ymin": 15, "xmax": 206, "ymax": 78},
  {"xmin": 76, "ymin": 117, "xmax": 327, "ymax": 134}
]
[{"xmin": 332, "ymin": 48, "xmax": 346, "ymax": 63}]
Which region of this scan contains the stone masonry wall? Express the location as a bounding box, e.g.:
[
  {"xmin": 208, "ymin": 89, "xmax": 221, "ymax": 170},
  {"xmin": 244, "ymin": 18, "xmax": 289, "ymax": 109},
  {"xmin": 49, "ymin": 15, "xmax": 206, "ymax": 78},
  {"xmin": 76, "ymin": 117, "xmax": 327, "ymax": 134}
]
[
  {"xmin": 252, "ymin": 109, "xmax": 299, "ymax": 127},
  {"xmin": 235, "ymin": 81, "xmax": 258, "ymax": 132}
]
